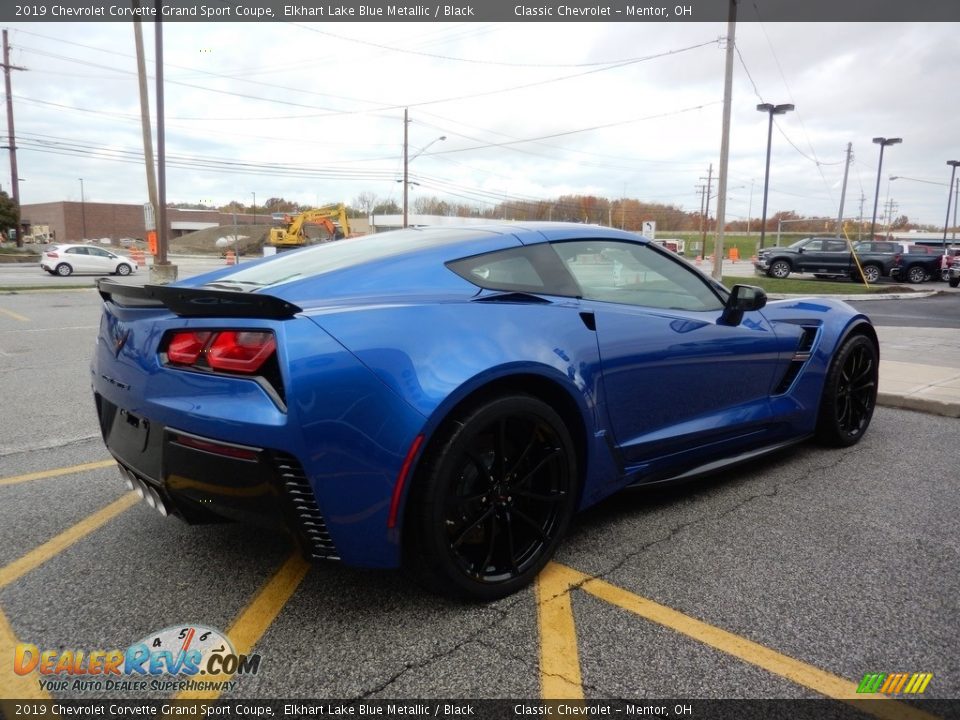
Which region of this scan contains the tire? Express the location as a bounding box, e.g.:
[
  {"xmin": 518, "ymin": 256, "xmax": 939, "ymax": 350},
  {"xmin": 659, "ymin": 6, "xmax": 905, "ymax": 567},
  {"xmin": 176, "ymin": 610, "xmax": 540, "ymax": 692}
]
[
  {"xmin": 768, "ymin": 260, "xmax": 791, "ymax": 279},
  {"xmin": 906, "ymin": 265, "xmax": 927, "ymax": 284},
  {"xmin": 55, "ymin": 263, "xmax": 73, "ymax": 277},
  {"xmin": 949, "ymin": 276, "xmax": 960, "ymax": 288},
  {"xmin": 406, "ymin": 394, "xmax": 578, "ymax": 600},
  {"xmin": 859, "ymin": 265, "xmax": 881, "ymax": 284},
  {"xmin": 115, "ymin": 263, "xmax": 132, "ymax": 276},
  {"xmin": 815, "ymin": 334, "xmax": 878, "ymax": 447}
]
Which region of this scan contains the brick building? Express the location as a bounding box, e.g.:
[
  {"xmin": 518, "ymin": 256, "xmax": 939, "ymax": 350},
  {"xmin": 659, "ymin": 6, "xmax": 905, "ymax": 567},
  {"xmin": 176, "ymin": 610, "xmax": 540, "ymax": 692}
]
[{"xmin": 19, "ymin": 201, "xmax": 262, "ymax": 243}]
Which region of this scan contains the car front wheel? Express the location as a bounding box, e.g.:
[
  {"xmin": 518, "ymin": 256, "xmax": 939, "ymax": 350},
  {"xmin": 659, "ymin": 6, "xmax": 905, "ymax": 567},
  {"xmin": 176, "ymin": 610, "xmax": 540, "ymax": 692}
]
[
  {"xmin": 115, "ymin": 263, "xmax": 132, "ymax": 276},
  {"xmin": 406, "ymin": 394, "xmax": 578, "ymax": 600},
  {"xmin": 949, "ymin": 276, "xmax": 960, "ymax": 288},
  {"xmin": 55, "ymin": 263, "xmax": 73, "ymax": 277},
  {"xmin": 816, "ymin": 334, "xmax": 878, "ymax": 447},
  {"xmin": 768, "ymin": 260, "xmax": 791, "ymax": 279}
]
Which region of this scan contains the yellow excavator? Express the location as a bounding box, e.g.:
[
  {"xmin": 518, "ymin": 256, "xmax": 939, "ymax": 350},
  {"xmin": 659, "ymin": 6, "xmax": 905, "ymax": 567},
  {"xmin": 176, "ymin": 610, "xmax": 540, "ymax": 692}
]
[{"xmin": 267, "ymin": 204, "xmax": 351, "ymax": 250}]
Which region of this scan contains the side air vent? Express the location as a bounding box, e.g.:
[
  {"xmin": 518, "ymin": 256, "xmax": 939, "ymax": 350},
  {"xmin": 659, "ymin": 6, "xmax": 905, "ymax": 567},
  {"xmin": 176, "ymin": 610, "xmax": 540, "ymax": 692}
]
[
  {"xmin": 773, "ymin": 326, "xmax": 820, "ymax": 395},
  {"xmin": 272, "ymin": 452, "xmax": 339, "ymax": 560}
]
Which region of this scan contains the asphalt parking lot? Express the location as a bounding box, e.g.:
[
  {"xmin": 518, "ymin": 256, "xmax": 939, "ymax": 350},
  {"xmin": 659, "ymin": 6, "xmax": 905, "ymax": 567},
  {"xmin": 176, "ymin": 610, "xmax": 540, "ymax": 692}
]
[{"xmin": 1, "ymin": 283, "xmax": 958, "ymax": 716}]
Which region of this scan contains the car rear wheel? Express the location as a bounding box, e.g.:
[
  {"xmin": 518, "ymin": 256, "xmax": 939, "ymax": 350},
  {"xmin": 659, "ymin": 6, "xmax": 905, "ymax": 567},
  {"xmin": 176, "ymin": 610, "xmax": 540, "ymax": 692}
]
[
  {"xmin": 768, "ymin": 260, "xmax": 791, "ymax": 279},
  {"xmin": 949, "ymin": 276, "xmax": 960, "ymax": 288},
  {"xmin": 906, "ymin": 265, "xmax": 927, "ymax": 284},
  {"xmin": 859, "ymin": 264, "xmax": 881, "ymax": 283},
  {"xmin": 406, "ymin": 394, "xmax": 578, "ymax": 600},
  {"xmin": 55, "ymin": 263, "xmax": 73, "ymax": 277},
  {"xmin": 115, "ymin": 263, "xmax": 132, "ymax": 276},
  {"xmin": 815, "ymin": 334, "xmax": 878, "ymax": 447}
]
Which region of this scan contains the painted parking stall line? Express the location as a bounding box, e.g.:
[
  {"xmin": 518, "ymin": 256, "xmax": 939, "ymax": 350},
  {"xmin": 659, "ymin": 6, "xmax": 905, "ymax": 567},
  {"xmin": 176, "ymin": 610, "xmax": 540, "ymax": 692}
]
[
  {"xmin": 536, "ymin": 563, "xmax": 939, "ymax": 720},
  {"xmin": 0, "ymin": 459, "xmax": 115, "ymax": 488}
]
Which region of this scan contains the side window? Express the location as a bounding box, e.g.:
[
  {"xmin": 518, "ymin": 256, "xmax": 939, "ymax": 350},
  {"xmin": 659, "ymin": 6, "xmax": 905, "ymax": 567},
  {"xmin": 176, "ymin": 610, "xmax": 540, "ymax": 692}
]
[
  {"xmin": 67, "ymin": 247, "xmax": 87, "ymax": 255},
  {"xmin": 446, "ymin": 244, "xmax": 580, "ymax": 296},
  {"xmin": 804, "ymin": 239, "xmax": 824, "ymax": 252},
  {"xmin": 551, "ymin": 240, "xmax": 724, "ymax": 312},
  {"xmin": 826, "ymin": 239, "xmax": 848, "ymax": 252}
]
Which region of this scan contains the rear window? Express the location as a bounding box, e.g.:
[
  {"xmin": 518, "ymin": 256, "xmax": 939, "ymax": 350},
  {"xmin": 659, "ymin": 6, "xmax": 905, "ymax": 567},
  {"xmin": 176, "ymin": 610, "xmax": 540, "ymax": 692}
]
[{"xmin": 204, "ymin": 228, "xmax": 494, "ymax": 291}]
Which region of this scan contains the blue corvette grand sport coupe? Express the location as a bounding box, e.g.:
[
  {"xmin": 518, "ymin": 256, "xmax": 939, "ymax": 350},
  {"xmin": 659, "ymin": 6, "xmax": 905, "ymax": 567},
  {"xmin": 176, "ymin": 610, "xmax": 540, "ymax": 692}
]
[{"xmin": 92, "ymin": 223, "xmax": 878, "ymax": 599}]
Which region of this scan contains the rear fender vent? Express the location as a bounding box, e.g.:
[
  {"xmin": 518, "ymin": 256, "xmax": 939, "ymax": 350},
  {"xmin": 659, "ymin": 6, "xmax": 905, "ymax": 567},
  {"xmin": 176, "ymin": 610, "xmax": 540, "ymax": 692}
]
[{"xmin": 271, "ymin": 452, "xmax": 339, "ymax": 560}]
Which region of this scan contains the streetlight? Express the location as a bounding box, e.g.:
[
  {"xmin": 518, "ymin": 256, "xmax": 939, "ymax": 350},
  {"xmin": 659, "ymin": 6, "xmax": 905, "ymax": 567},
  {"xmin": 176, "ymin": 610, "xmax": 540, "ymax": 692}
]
[
  {"xmin": 868, "ymin": 137, "xmax": 902, "ymax": 242},
  {"xmin": 401, "ymin": 108, "xmax": 446, "ymax": 228},
  {"xmin": 78, "ymin": 178, "xmax": 87, "ymax": 240},
  {"xmin": 943, "ymin": 160, "xmax": 960, "ymax": 252},
  {"xmin": 756, "ymin": 103, "xmax": 794, "ymax": 249}
]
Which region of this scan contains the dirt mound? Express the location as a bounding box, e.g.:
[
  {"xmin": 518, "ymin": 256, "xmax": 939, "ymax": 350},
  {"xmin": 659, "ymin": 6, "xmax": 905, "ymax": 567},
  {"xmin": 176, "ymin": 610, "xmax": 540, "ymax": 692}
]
[{"xmin": 171, "ymin": 224, "xmax": 270, "ymax": 255}]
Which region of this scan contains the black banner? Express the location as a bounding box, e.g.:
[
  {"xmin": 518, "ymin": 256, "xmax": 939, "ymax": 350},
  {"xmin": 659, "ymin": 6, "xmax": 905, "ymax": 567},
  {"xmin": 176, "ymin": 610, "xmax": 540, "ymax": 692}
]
[
  {"xmin": 3, "ymin": 0, "xmax": 960, "ymax": 23},
  {"xmin": 2, "ymin": 699, "xmax": 959, "ymax": 720}
]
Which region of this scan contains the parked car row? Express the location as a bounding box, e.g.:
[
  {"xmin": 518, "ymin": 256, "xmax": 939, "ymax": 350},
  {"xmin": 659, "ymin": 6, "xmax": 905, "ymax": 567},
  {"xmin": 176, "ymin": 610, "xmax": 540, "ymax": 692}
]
[{"xmin": 754, "ymin": 237, "xmax": 959, "ymax": 284}]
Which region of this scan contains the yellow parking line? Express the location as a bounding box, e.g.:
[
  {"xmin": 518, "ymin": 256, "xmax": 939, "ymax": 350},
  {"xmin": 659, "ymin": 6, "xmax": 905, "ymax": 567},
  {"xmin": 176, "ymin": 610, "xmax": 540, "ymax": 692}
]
[
  {"xmin": 175, "ymin": 552, "xmax": 311, "ymax": 700},
  {"xmin": 536, "ymin": 563, "xmax": 584, "ymax": 700},
  {"xmin": 0, "ymin": 307, "xmax": 29, "ymax": 322},
  {"xmin": 0, "ymin": 460, "xmax": 116, "ymax": 488},
  {"xmin": 540, "ymin": 563, "xmax": 938, "ymax": 720},
  {"xmin": 0, "ymin": 606, "xmax": 51, "ymax": 700},
  {"xmin": 0, "ymin": 493, "xmax": 138, "ymax": 590}
]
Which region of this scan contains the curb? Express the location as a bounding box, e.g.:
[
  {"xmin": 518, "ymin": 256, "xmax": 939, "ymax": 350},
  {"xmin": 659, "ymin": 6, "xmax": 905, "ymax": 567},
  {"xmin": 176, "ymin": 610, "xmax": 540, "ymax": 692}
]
[
  {"xmin": 877, "ymin": 392, "xmax": 960, "ymax": 419},
  {"xmin": 767, "ymin": 290, "xmax": 939, "ymax": 301}
]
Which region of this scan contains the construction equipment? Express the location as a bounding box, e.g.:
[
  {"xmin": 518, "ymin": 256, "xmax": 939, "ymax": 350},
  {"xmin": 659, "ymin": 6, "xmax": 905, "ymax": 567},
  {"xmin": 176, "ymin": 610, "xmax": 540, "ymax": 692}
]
[{"xmin": 267, "ymin": 204, "xmax": 351, "ymax": 250}]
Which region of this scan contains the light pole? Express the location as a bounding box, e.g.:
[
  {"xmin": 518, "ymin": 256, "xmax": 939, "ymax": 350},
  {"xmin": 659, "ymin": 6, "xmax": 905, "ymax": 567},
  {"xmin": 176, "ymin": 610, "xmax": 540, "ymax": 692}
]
[
  {"xmin": 401, "ymin": 108, "xmax": 446, "ymax": 228},
  {"xmin": 943, "ymin": 160, "xmax": 960, "ymax": 253},
  {"xmin": 756, "ymin": 103, "xmax": 794, "ymax": 249},
  {"xmin": 868, "ymin": 137, "xmax": 901, "ymax": 242},
  {"xmin": 78, "ymin": 178, "xmax": 87, "ymax": 240}
]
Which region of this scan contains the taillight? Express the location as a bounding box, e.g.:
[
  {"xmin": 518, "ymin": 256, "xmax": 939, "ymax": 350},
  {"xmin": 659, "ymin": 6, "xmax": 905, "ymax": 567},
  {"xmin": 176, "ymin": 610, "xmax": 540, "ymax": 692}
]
[
  {"xmin": 47, "ymin": 252, "xmax": 59, "ymax": 258},
  {"xmin": 167, "ymin": 331, "xmax": 213, "ymax": 365},
  {"xmin": 163, "ymin": 330, "xmax": 275, "ymax": 374},
  {"xmin": 207, "ymin": 331, "xmax": 276, "ymax": 373}
]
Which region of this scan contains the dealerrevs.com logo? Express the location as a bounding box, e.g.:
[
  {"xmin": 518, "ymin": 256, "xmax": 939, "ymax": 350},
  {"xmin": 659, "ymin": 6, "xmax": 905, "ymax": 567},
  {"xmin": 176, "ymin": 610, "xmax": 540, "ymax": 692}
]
[{"xmin": 14, "ymin": 624, "xmax": 261, "ymax": 693}]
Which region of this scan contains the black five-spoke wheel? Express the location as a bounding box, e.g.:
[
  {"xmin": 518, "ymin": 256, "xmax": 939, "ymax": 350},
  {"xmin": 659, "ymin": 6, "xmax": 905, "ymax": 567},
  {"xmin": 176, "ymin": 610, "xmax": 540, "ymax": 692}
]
[
  {"xmin": 816, "ymin": 334, "xmax": 878, "ymax": 447},
  {"xmin": 407, "ymin": 395, "xmax": 577, "ymax": 600}
]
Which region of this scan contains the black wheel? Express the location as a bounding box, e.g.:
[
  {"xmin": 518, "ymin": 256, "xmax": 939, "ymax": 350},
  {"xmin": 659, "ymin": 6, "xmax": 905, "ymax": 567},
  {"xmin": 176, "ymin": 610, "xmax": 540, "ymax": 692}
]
[
  {"xmin": 406, "ymin": 395, "xmax": 578, "ymax": 600},
  {"xmin": 906, "ymin": 265, "xmax": 927, "ymax": 284},
  {"xmin": 816, "ymin": 334, "xmax": 878, "ymax": 447},
  {"xmin": 949, "ymin": 276, "xmax": 960, "ymax": 288},
  {"xmin": 115, "ymin": 263, "xmax": 132, "ymax": 276},
  {"xmin": 860, "ymin": 265, "xmax": 881, "ymax": 283},
  {"xmin": 55, "ymin": 263, "xmax": 73, "ymax": 277},
  {"xmin": 768, "ymin": 260, "xmax": 791, "ymax": 279}
]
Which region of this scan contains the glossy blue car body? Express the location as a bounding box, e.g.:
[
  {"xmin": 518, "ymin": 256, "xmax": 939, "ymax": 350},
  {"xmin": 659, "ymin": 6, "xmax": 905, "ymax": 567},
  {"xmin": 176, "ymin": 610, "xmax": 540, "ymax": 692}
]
[{"xmin": 91, "ymin": 223, "xmax": 876, "ymax": 575}]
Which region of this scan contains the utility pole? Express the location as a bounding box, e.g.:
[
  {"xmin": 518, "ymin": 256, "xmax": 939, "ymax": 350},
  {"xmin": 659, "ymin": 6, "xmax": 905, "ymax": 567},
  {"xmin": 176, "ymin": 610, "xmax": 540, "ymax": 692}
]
[
  {"xmin": 858, "ymin": 194, "xmax": 865, "ymax": 241},
  {"xmin": 835, "ymin": 142, "xmax": 852, "ymax": 238},
  {"xmin": 2, "ymin": 30, "xmax": 26, "ymax": 247},
  {"xmin": 151, "ymin": 0, "xmax": 177, "ymax": 283},
  {"xmin": 699, "ymin": 164, "xmax": 713, "ymax": 259},
  {"xmin": 712, "ymin": 0, "xmax": 737, "ymax": 280},
  {"xmin": 402, "ymin": 107, "xmax": 409, "ymax": 228},
  {"xmin": 132, "ymin": 2, "xmax": 158, "ymax": 223}
]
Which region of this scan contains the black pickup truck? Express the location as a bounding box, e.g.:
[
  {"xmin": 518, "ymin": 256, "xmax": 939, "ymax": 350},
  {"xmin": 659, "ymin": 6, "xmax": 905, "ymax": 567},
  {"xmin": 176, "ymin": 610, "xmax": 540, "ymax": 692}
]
[{"xmin": 754, "ymin": 237, "xmax": 902, "ymax": 283}]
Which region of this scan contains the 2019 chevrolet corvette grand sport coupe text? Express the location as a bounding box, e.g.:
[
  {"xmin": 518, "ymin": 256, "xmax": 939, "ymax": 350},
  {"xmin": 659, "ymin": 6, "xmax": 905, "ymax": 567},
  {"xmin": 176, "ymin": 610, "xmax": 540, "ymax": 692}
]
[{"xmin": 92, "ymin": 223, "xmax": 878, "ymax": 600}]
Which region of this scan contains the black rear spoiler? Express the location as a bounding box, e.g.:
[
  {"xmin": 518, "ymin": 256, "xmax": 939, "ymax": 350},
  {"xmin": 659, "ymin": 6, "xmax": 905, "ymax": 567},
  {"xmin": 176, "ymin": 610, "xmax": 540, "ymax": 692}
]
[{"xmin": 97, "ymin": 280, "xmax": 302, "ymax": 319}]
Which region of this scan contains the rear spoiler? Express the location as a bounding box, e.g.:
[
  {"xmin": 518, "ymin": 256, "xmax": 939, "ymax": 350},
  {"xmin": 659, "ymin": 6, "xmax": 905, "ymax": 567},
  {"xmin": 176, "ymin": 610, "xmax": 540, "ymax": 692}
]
[{"xmin": 97, "ymin": 280, "xmax": 302, "ymax": 319}]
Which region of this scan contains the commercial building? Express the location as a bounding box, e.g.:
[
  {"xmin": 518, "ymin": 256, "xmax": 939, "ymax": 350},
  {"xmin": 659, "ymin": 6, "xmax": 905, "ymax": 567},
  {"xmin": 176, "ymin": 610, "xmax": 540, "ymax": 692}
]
[{"xmin": 19, "ymin": 201, "xmax": 263, "ymax": 243}]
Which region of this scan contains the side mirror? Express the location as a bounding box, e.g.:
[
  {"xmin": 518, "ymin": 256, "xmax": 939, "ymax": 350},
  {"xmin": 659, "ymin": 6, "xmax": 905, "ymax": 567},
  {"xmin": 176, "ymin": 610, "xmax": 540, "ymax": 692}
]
[
  {"xmin": 721, "ymin": 284, "xmax": 767, "ymax": 326},
  {"xmin": 796, "ymin": 247, "xmax": 805, "ymax": 253}
]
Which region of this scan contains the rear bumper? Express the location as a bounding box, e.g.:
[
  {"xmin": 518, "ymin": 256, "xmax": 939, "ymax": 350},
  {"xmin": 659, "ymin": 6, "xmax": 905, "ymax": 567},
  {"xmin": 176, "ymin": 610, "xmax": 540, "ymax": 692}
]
[{"xmin": 95, "ymin": 392, "xmax": 338, "ymax": 560}]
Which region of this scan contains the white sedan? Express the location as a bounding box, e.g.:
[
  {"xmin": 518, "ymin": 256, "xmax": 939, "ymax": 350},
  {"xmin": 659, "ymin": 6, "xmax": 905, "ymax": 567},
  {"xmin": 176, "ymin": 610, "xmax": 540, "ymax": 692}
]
[{"xmin": 41, "ymin": 244, "xmax": 138, "ymax": 277}]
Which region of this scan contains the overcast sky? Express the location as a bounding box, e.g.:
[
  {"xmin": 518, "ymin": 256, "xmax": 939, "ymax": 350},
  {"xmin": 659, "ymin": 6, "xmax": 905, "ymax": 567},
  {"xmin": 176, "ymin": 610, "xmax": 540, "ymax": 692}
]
[{"xmin": 3, "ymin": 18, "xmax": 959, "ymax": 227}]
